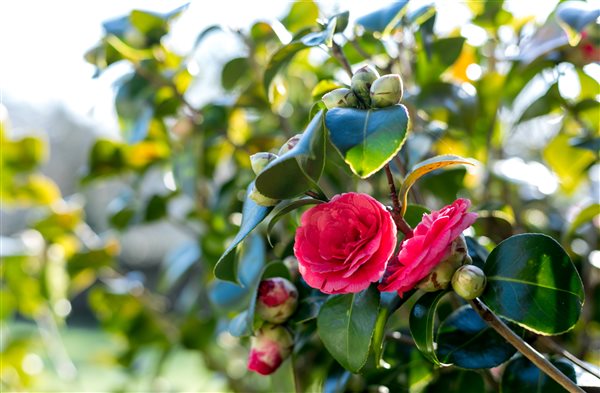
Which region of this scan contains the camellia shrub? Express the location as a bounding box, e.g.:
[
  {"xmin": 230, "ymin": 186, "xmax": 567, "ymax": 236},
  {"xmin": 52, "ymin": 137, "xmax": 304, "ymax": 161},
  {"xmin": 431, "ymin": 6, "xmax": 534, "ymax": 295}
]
[{"xmin": 2, "ymin": 0, "xmax": 599, "ymax": 392}]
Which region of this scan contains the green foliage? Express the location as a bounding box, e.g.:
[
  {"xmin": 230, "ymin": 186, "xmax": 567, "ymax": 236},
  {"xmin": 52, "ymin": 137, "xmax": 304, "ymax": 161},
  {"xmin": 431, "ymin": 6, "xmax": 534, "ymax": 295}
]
[{"xmin": 480, "ymin": 234, "xmax": 585, "ymax": 335}]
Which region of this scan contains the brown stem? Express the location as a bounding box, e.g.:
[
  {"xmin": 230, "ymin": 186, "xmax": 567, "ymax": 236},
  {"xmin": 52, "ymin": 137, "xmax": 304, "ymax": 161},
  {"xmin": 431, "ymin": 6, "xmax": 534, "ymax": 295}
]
[
  {"xmin": 385, "ymin": 164, "xmax": 413, "ymax": 237},
  {"xmin": 331, "ymin": 40, "xmax": 353, "ymax": 79},
  {"xmin": 536, "ymin": 336, "xmax": 600, "ymax": 380},
  {"xmin": 470, "ymin": 298, "xmax": 584, "ymax": 393}
]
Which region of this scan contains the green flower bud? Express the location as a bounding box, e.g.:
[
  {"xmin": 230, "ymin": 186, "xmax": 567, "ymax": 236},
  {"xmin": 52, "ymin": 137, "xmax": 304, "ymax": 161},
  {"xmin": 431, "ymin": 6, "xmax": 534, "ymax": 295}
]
[
  {"xmin": 250, "ymin": 152, "xmax": 278, "ymax": 175},
  {"xmin": 278, "ymin": 134, "xmax": 302, "ymax": 156},
  {"xmin": 322, "ymin": 88, "xmax": 358, "ymax": 109},
  {"xmin": 249, "ymin": 186, "xmax": 278, "ymax": 207},
  {"xmin": 417, "ymin": 235, "xmax": 469, "ymax": 292},
  {"xmin": 370, "ymin": 74, "xmax": 403, "ymax": 108},
  {"xmin": 451, "ymin": 265, "xmax": 487, "ymax": 300},
  {"xmin": 351, "ymin": 65, "xmax": 379, "ymax": 106}
]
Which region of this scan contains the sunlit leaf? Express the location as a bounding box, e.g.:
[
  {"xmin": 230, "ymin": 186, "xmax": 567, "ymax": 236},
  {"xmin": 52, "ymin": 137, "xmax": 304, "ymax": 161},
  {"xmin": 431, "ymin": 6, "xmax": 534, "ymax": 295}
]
[
  {"xmin": 399, "ymin": 155, "xmax": 474, "ymax": 216},
  {"xmin": 325, "ymin": 105, "xmax": 410, "ymax": 178},
  {"xmin": 480, "ymin": 233, "xmax": 584, "ymax": 335}
]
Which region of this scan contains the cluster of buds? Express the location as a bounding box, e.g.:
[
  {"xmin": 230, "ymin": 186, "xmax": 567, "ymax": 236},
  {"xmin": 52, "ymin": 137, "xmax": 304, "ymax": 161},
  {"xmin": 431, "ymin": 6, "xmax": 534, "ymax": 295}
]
[
  {"xmin": 321, "ymin": 65, "xmax": 404, "ymax": 110},
  {"xmin": 247, "ymin": 277, "xmax": 298, "ymax": 375},
  {"xmin": 417, "ymin": 235, "xmax": 471, "ymax": 292},
  {"xmin": 414, "ymin": 234, "xmax": 488, "ymax": 300},
  {"xmin": 248, "ymin": 134, "xmax": 301, "ymax": 207}
]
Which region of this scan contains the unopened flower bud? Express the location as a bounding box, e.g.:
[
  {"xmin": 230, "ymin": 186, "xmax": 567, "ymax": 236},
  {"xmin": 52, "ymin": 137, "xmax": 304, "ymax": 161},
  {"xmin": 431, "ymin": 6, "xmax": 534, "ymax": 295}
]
[
  {"xmin": 249, "ymin": 186, "xmax": 278, "ymax": 207},
  {"xmin": 417, "ymin": 235, "xmax": 469, "ymax": 292},
  {"xmin": 256, "ymin": 277, "xmax": 298, "ymax": 323},
  {"xmin": 351, "ymin": 65, "xmax": 379, "ymax": 106},
  {"xmin": 278, "ymin": 134, "xmax": 302, "ymax": 156},
  {"xmin": 370, "ymin": 74, "xmax": 403, "ymax": 108},
  {"xmin": 451, "ymin": 265, "xmax": 487, "ymax": 300},
  {"xmin": 250, "ymin": 152, "xmax": 278, "ymax": 175},
  {"xmin": 247, "ymin": 324, "xmax": 293, "ymax": 375},
  {"xmin": 322, "ymin": 88, "xmax": 358, "ymax": 109}
]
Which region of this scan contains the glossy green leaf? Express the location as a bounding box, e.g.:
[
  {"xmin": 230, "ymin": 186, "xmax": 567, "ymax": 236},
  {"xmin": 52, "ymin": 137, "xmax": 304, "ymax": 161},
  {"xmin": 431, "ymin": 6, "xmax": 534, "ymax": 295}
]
[
  {"xmin": 480, "ymin": 233, "xmax": 585, "ymax": 335},
  {"xmin": 399, "ymin": 155, "xmax": 474, "ymax": 216},
  {"xmin": 290, "ymin": 296, "xmax": 326, "ymax": 324},
  {"xmin": 437, "ymin": 305, "xmax": 520, "ymax": 369},
  {"xmin": 325, "ymin": 105, "xmax": 409, "ymax": 178},
  {"xmin": 256, "ymin": 111, "xmax": 326, "ymax": 199},
  {"xmin": 317, "ymin": 285, "xmax": 380, "ymax": 372},
  {"xmin": 409, "ymin": 291, "xmax": 449, "ymax": 366},
  {"xmin": 214, "ymin": 182, "xmax": 273, "ymax": 283},
  {"xmin": 356, "ymin": 1, "xmax": 409, "ymax": 33},
  {"xmin": 500, "ymin": 355, "xmax": 577, "ymax": 393}
]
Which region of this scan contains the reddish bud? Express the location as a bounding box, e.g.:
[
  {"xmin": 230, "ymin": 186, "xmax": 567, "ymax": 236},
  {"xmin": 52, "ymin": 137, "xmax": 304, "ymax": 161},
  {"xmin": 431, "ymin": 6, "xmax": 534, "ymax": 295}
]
[
  {"xmin": 256, "ymin": 277, "xmax": 298, "ymax": 324},
  {"xmin": 247, "ymin": 324, "xmax": 293, "ymax": 375}
]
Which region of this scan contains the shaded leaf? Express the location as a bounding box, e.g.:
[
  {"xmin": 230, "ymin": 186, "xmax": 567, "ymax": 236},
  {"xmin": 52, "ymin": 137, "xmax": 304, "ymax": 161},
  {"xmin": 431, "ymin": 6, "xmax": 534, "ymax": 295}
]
[
  {"xmin": 409, "ymin": 290, "xmax": 449, "ymax": 366},
  {"xmin": 256, "ymin": 111, "xmax": 326, "ymax": 199},
  {"xmin": 437, "ymin": 305, "xmax": 520, "ymax": 369},
  {"xmin": 501, "ymin": 355, "xmax": 577, "ymax": 392},
  {"xmin": 356, "ymin": 1, "xmax": 409, "ymax": 33},
  {"xmin": 214, "ymin": 183, "xmax": 273, "ymax": 283}
]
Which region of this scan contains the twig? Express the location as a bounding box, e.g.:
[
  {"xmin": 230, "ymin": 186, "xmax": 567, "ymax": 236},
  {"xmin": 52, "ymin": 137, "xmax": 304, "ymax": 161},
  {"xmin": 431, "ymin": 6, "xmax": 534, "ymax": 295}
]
[
  {"xmin": 385, "ymin": 164, "xmax": 413, "ymax": 237},
  {"xmin": 470, "ymin": 298, "xmax": 584, "ymax": 393},
  {"xmin": 536, "ymin": 336, "xmax": 600, "ymax": 380},
  {"xmin": 331, "ymin": 40, "xmax": 353, "ymax": 79}
]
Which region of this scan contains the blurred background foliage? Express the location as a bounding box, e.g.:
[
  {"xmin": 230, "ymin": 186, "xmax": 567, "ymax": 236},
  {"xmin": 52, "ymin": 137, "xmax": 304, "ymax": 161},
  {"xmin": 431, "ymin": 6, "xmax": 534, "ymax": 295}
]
[{"xmin": 1, "ymin": 0, "xmax": 599, "ymax": 392}]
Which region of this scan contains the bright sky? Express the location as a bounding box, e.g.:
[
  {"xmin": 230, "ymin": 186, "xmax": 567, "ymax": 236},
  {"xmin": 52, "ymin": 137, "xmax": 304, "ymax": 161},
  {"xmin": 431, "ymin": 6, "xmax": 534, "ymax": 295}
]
[{"xmin": 0, "ymin": 0, "xmax": 561, "ymax": 128}]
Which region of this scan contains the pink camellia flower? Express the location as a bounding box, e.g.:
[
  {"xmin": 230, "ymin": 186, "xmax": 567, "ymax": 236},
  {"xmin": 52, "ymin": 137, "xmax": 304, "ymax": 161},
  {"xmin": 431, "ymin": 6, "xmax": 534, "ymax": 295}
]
[
  {"xmin": 247, "ymin": 324, "xmax": 293, "ymax": 375},
  {"xmin": 379, "ymin": 198, "xmax": 477, "ymax": 297},
  {"xmin": 294, "ymin": 193, "xmax": 397, "ymax": 294},
  {"xmin": 256, "ymin": 277, "xmax": 298, "ymax": 324}
]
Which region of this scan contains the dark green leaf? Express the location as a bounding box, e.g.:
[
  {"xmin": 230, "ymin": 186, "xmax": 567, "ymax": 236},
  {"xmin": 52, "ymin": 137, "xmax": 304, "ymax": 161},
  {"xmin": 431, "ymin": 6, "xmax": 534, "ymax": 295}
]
[
  {"xmin": 256, "ymin": 111, "xmax": 326, "ymax": 199},
  {"xmin": 437, "ymin": 305, "xmax": 519, "ymax": 369},
  {"xmin": 267, "ymin": 198, "xmax": 324, "ymax": 245},
  {"xmin": 425, "ymin": 370, "xmax": 485, "ymax": 393},
  {"xmin": 193, "ymin": 25, "xmax": 222, "ymax": 49},
  {"xmin": 144, "ymin": 194, "xmax": 168, "ymax": 222},
  {"xmin": 403, "ymin": 205, "xmax": 430, "ymax": 228},
  {"xmin": 409, "ymin": 291, "xmax": 449, "ymax": 366},
  {"xmin": 517, "ymin": 83, "xmax": 562, "ymax": 123},
  {"xmin": 501, "ymin": 355, "xmax": 577, "ymax": 393},
  {"xmin": 290, "ymin": 296, "xmax": 326, "ymax": 324},
  {"xmin": 466, "ymin": 236, "xmax": 489, "ymax": 270},
  {"xmin": 301, "ymin": 19, "xmax": 336, "ymax": 47},
  {"xmin": 221, "ymin": 57, "xmax": 250, "ymax": 90},
  {"xmin": 214, "ymin": 182, "xmax": 273, "ymax": 283},
  {"xmin": 480, "ymin": 233, "xmax": 585, "ymax": 335},
  {"xmin": 325, "ymin": 105, "xmax": 409, "ymax": 178},
  {"xmin": 317, "ymin": 285, "xmax": 380, "ymax": 372},
  {"xmin": 330, "ymin": 11, "xmax": 349, "ymax": 34},
  {"xmin": 356, "ymin": 1, "xmax": 409, "ymax": 33}
]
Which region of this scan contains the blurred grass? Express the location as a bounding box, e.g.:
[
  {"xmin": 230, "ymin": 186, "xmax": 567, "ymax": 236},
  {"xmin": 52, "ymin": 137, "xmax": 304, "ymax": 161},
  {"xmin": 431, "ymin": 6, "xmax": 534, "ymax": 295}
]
[{"xmin": 7, "ymin": 321, "xmax": 228, "ymax": 392}]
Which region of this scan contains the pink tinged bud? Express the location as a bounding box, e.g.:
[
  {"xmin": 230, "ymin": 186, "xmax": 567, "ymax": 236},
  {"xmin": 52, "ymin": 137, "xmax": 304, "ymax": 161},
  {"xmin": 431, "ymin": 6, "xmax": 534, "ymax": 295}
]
[
  {"xmin": 451, "ymin": 265, "xmax": 487, "ymax": 300},
  {"xmin": 247, "ymin": 324, "xmax": 293, "ymax": 375},
  {"xmin": 278, "ymin": 134, "xmax": 302, "ymax": 156},
  {"xmin": 256, "ymin": 277, "xmax": 298, "ymax": 324}
]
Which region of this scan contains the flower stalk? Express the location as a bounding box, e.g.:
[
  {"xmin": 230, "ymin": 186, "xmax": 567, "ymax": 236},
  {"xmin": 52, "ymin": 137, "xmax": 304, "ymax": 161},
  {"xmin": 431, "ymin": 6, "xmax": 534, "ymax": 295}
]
[
  {"xmin": 470, "ymin": 298, "xmax": 584, "ymax": 393},
  {"xmin": 384, "ymin": 164, "xmax": 413, "ymax": 238}
]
